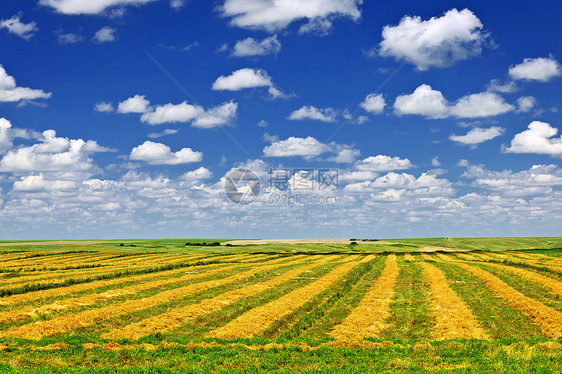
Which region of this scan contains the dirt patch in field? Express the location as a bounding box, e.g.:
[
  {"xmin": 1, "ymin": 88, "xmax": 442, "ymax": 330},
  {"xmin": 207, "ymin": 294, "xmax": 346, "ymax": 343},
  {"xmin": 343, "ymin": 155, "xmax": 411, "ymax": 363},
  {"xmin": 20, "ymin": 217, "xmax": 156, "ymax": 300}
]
[
  {"xmin": 221, "ymin": 239, "xmax": 393, "ymax": 245},
  {"xmin": 420, "ymin": 246, "xmax": 456, "ymax": 252}
]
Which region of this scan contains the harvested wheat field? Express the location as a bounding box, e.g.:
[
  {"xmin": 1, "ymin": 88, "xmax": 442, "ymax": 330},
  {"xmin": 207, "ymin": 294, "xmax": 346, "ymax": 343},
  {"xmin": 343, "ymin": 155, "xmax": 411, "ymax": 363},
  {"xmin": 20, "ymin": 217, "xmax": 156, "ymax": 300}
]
[{"xmin": 0, "ymin": 238, "xmax": 561, "ymax": 373}]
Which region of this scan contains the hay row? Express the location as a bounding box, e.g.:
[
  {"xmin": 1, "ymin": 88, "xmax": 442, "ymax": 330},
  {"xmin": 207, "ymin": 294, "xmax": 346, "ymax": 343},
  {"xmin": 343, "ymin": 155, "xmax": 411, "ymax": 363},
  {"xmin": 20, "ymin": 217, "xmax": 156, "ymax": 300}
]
[
  {"xmin": 328, "ymin": 254, "xmax": 399, "ymax": 342},
  {"xmin": 207, "ymin": 255, "xmax": 377, "ymax": 339},
  {"xmin": 0, "ymin": 256, "xmax": 308, "ymax": 339},
  {"xmin": 403, "ymin": 253, "xmax": 416, "ymax": 262},
  {"xmin": 0, "ymin": 253, "xmax": 254, "ymax": 306},
  {"xmin": 481, "ymin": 263, "xmax": 562, "ymax": 295},
  {"xmin": 474, "ymin": 253, "xmax": 562, "ymax": 273},
  {"xmin": 454, "ymin": 263, "xmax": 562, "ymax": 339},
  {"xmin": 102, "ymin": 256, "xmax": 337, "ymax": 340},
  {"xmin": 419, "ymin": 261, "xmax": 487, "ymax": 340}
]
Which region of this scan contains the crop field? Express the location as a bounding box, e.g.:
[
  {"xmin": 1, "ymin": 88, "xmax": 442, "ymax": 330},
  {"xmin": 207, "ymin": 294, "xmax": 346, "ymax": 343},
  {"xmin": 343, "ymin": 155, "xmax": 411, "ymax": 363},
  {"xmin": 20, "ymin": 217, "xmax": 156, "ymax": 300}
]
[{"xmin": 0, "ymin": 238, "xmax": 560, "ymax": 373}]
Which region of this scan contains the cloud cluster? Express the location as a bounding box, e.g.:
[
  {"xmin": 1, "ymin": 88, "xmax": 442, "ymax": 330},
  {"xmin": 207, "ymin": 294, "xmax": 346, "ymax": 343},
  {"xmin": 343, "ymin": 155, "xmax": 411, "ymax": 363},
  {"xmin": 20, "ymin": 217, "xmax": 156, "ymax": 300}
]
[
  {"xmin": 449, "ymin": 126, "xmax": 504, "ymax": 146},
  {"xmin": 288, "ymin": 106, "xmax": 337, "ymax": 122},
  {"xmin": 109, "ymin": 95, "xmax": 237, "ymax": 128},
  {"xmin": 394, "ymin": 84, "xmax": 514, "ymax": 119},
  {"xmin": 0, "ymin": 65, "xmax": 52, "ymax": 103},
  {"xmin": 220, "ymin": 0, "xmax": 362, "ymax": 34},
  {"xmin": 360, "ymin": 93, "xmax": 386, "ymax": 114},
  {"xmin": 379, "ymin": 8, "xmax": 486, "ymax": 70},
  {"xmin": 263, "ymin": 136, "xmax": 358, "ymax": 163},
  {"xmin": 92, "ymin": 26, "xmax": 117, "ymax": 43}
]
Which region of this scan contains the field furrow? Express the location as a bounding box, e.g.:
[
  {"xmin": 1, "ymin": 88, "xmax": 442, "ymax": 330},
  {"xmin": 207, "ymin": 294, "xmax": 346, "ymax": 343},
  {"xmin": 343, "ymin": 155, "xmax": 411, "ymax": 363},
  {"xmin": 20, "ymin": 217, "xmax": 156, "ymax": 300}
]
[
  {"xmin": 419, "ymin": 261, "xmax": 487, "ymax": 339},
  {"xmin": 206, "ymin": 255, "xmax": 376, "ymax": 339},
  {"xmin": 454, "ymin": 263, "xmax": 562, "ymax": 339},
  {"xmin": 329, "ymin": 254, "xmax": 399, "ymax": 341}
]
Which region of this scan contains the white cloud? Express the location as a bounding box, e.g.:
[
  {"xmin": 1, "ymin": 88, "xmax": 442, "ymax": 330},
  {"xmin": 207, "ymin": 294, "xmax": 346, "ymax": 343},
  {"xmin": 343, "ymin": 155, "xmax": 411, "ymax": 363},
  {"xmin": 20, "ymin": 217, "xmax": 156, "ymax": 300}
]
[
  {"xmin": 379, "ymin": 8, "xmax": 486, "ymax": 70},
  {"xmin": 516, "ymin": 96, "xmax": 536, "ymax": 113},
  {"xmin": 56, "ymin": 31, "xmax": 84, "ymax": 44},
  {"xmin": 192, "ymin": 101, "xmax": 238, "ymax": 129},
  {"xmin": 431, "ymin": 157, "xmax": 441, "ymax": 167},
  {"xmin": 140, "ymin": 101, "xmax": 237, "ymax": 128},
  {"xmin": 212, "ymin": 68, "xmax": 288, "ymax": 99},
  {"xmin": 170, "ymin": 0, "xmax": 186, "ymax": 10},
  {"xmin": 328, "ymin": 149, "xmax": 360, "ymax": 163},
  {"xmin": 394, "ymin": 84, "xmax": 449, "ymax": 119},
  {"xmin": 141, "ymin": 101, "xmax": 202, "ymax": 124},
  {"xmin": 13, "ymin": 175, "xmax": 77, "ymax": 191},
  {"xmin": 263, "ymin": 136, "xmax": 330, "ymax": 158},
  {"xmin": 39, "ymin": 0, "xmax": 156, "ymax": 15},
  {"xmin": 448, "ymin": 92, "xmax": 514, "ymax": 118},
  {"xmin": 503, "ymin": 121, "xmax": 562, "ymax": 155},
  {"xmin": 0, "ymin": 118, "xmax": 14, "ymax": 154},
  {"xmin": 354, "ymin": 155, "xmax": 413, "ymax": 172},
  {"xmin": 487, "ymin": 79, "xmax": 517, "ymax": 93},
  {"xmin": 344, "ymin": 172, "xmax": 452, "ymax": 197},
  {"xmin": 360, "ymin": 93, "xmax": 385, "ymax": 114},
  {"xmin": 508, "ymin": 56, "xmax": 562, "ymax": 82},
  {"xmin": 117, "ymin": 95, "xmax": 151, "ymax": 113},
  {"xmin": 0, "ymin": 65, "xmax": 52, "ymax": 103},
  {"xmin": 147, "ymin": 129, "xmax": 178, "ymax": 139},
  {"xmin": 129, "ymin": 141, "xmax": 202, "ymax": 165},
  {"xmin": 220, "ymin": 0, "xmax": 362, "ymax": 33},
  {"xmin": 257, "ymin": 120, "xmax": 269, "ymax": 127},
  {"xmin": 0, "ymin": 13, "xmax": 38, "ymax": 40},
  {"xmin": 394, "ymin": 84, "xmax": 514, "ymax": 119},
  {"xmin": 449, "ymin": 126, "xmax": 504, "ymax": 146},
  {"xmin": 288, "ymin": 106, "xmax": 337, "ymax": 122},
  {"xmin": 92, "ymin": 26, "xmax": 117, "ymax": 43},
  {"xmin": 232, "ymin": 35, "xmax": 281, "ymax": 57},
  {"xmin": 0, "ymin": 129, "xmax": 111, "ymax": 174},
  {"xmin": 95, "ymin": 101, "xmax": 114, "ymax": 112},
  {"xmin": 179, "ymin": 167, "xmax": 212, "ymax": 181}
]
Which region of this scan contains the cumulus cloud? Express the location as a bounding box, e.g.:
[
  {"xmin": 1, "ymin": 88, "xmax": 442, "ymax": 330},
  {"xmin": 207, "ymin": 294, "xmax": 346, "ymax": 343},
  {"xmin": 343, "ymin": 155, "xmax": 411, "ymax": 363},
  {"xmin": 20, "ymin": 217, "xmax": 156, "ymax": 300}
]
[
  {"xmin": 140, "ymin": 101, "xmax": 237, "ymax": 128},
  {"xmin": 0, "ymin": 118, "xmax": 14, "ymax": 153},
  {"xmin": 179, "ymin": 167, "xmax": 212, "ymax": 181},
  {"xmin": 92, "ymin": 26, "xmax": 117, "ymax": 43},
  {"xmin": 0, "ymin": 129, "xmax": 112, "ymax": 174},
  {"xmin": 394, "ymin": 84, "xmax": 449, "ymax": 119},
  {"xmin": 0, "ymin": 65, "xmax": 52, "ymax": 103},
  {"xmin": 487, "ymin": 79, "xmax": 517, "ymax": 93},
  {"xmin": 379, "ymin": 8, "xmax": 486, "ymax": 70},
  {"xmin": 288, "ymin": 106, "xmax": 337, "ymax": 122},
  {"xmin": 449, "ymin": 126, "xmax": 504, "ymax": 146},
  {"xmin": 117, "ymin": 95, "xmax": 151, "ymax": 113},
  {"xmin": 170, "ymin": 0, "xmax": 186, "ymax": 10},
  {"xmin": 39, "ymin": 0, "xmax": 156, "ymax": 15},
  {"xmin": 0, "ymin": 13, "xmax": 38, "ymax": 40},
  {"xmin": 394, "ymin": 84, "xmax": 514, "ymax": 119},
  {"xmin": 263, "ymin": 136, "xmax": 330, "ymax": 158},
  {"xmin": 508, "ymin": 56, "xmax": 562, "ymax": 82},
  {"xmin": 147, "ymin": 129, "xmax": 178, "ymax": 139},
  {"xmin": 220, "ymin": 0, "xmax": 362, "ymax": 34},
  {"xmin": 129, "ymin": 141, "xmax": 202, "ymax": 165},
  {"xmin": 212, "ymin": 68, "xmax": 288, "ymax": 99},
  {"xmin": 344, "ymin": 172, "xmax": 453, "ymax": 198},
  {"xmin": 516, "ymin": 96, "xmax": 536, "ymax": 113},
  {"xmin": 192, "ymin": 101, "xmax": 238, "ymax": 129},
  {"xmin": 503, "ymin": 121, "xmax": 562, "ymax": 155},
  {"xmin": 13, "ymin": 175, "xmax": 77, "ymax": 191},
  {"xmin": 95, "ymin": 101, "xmax": 114, "ymax": 112},
  {"xmin": 328, "ymin": 149, "xmax": 361, "ymax": 163},
  {"xmin": 354, "ymin": 155, "xmax": 413, "ymax": 172},
  {"xmin": 448, "ymin": 92, "xmax": 514, "ymax": 118},
  {"xmin": 232, "ymin": 35, "xmax": 281, "ymax": 56},
  {"xmin": 360, "ymin": 93, "xmax": 385, "ymax": 114}
]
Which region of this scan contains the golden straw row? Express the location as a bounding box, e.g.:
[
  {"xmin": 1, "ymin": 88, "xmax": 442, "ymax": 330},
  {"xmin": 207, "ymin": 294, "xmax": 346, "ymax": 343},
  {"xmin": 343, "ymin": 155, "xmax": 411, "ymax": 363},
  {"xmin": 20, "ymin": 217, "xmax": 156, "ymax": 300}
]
[
  {"xmin": 0, "ymin": 256, "xmax": 310, "ymax": 339},
  {"xmin": 479, "ymin": 262, "xmax": 562, "ymax": 295},
  {"xmin": 207, "ymin": 254, "xmax": 376, "ymax": 339},
  {"xmin": 0, "ymin": 253, "xmax": 253, "ymax": 306},
  {"xmin": 329, "ymin": 254, "xmax": 399, "ymax": 342},
  {"xmin": 103, "ymin": 256, "xmax": 338, "ymax": 340},
  {"xmin": 454, "ymin": 263, "xmax": 562, "ymax": 339},
  {"xmin": 419, "ymin": 261, "xmax": 487, "ymax": 339}
]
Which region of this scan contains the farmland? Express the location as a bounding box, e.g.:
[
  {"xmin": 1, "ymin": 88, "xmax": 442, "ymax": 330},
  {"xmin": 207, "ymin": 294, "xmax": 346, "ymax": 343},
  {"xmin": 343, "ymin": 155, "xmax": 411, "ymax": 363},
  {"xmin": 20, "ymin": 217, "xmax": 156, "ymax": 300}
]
[{"xmin": 0, "ymin": 238, "xmax": 560, "ymax": 373}]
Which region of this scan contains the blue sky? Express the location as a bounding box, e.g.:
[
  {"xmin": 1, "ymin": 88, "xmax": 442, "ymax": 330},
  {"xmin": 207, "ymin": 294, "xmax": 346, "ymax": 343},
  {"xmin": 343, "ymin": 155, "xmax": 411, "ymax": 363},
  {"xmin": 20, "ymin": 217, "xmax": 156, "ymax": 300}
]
[{"xmin": 0, "ymin": 0, "xmax": 561, "ymax": 239}]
